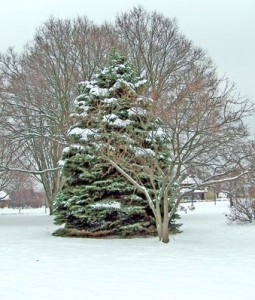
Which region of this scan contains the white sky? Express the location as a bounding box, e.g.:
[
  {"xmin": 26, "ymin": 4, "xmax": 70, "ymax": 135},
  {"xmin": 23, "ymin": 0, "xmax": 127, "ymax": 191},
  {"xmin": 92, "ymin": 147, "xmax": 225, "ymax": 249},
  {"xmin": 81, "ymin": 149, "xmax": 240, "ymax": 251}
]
[{"xmin": 0, "ymin": 0, "xmax": 254, "ymax": 133}]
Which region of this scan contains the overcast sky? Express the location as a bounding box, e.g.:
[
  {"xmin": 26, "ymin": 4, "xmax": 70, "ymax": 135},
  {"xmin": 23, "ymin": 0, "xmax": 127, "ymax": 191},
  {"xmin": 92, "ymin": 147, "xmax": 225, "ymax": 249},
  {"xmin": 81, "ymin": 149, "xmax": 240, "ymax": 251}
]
[{"xmin": 0, "ymin": 0, "xmax": 254, "ymax": 133}]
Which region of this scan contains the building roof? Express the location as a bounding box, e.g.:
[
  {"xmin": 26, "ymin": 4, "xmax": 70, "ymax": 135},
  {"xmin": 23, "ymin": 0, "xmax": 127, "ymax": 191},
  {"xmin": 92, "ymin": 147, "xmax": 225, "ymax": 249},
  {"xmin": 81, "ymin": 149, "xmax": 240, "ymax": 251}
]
[
  {"xmin": 0, "ymin": 191, "xmax": 10, "ymax": 200},
  {"xmin": 181, "ymin": 176, "xmax": 202, "ymax": 185}
]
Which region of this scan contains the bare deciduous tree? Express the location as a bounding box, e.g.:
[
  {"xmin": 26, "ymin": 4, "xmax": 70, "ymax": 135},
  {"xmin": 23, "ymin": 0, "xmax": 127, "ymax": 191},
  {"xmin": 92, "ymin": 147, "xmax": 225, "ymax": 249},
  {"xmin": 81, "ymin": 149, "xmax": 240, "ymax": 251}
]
[
  {"xmin": 0, "ymin": 18, "xmax": 117, "ymax": 213},
  {"xmin": 104, "ymin": 69, "xmax": 253, "ymax": 242},
  {"xmin": 116, "ymin": 6, "xmax": 207, "ymax": 101}
]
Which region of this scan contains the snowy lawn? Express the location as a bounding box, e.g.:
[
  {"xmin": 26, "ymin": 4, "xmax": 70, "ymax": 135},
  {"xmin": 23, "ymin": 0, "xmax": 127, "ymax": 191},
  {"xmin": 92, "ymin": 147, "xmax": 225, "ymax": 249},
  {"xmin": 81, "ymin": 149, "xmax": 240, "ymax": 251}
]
[{"xmin": 0, "ymin": 202, "xmax": 254, "ymax": 300}]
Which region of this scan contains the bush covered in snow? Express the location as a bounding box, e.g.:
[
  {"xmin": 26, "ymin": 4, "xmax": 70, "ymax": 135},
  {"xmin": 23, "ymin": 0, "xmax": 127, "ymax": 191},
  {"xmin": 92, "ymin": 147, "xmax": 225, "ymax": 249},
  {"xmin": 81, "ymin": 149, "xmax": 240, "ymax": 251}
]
[{"xmin": 226, "ymin": 198, "xmax": 255, "ymax": 223}]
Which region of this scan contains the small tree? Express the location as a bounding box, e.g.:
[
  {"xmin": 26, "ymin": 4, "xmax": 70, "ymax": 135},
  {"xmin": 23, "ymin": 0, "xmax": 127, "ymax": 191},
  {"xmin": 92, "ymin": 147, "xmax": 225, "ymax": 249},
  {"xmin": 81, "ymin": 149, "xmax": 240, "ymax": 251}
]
[
  {"xmin": 225, "ymin": 142, "xmax": 255, "ymax": 222},
  {"xmin": 227, "ymin": 199, "xmax": 255, "ymax": 223}
]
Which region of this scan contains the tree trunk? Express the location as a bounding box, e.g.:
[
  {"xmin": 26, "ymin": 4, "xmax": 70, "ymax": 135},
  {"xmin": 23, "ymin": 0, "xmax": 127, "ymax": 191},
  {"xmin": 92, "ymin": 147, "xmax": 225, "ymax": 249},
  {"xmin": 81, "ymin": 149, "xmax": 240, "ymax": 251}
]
[
  {"xmin": 156, "ymin": 210, "xmax": 163, "ymax": 241},
  {"xmin": 42, "ymin": 169, "xmax": 61, "ymax": 215},
  {"xmin": 155, "ymin": 199, "xmax": 163, "ymax": 240},
  {"xmin": 229, "ymin": 194, "xmax": 234, "ymax": 207},
  {"xmin": 47, "ymin": 196, "xmax": 54, "ymax": 215},
  {"xmin": 162, "ymin": 193, "xmax": 169, "ymax": 243},
  {"xmin": 162, "ymin": 222, "xmax": 169, "ymax": 243}
]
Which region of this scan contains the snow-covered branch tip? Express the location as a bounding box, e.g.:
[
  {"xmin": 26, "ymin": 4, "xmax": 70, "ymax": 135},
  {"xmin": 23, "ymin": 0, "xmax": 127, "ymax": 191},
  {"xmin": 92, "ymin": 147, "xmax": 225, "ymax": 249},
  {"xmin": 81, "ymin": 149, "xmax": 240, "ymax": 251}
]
[
  {"xmin": 0, "ymin": 165, "xmax": 62, "ymax": 175},
  {"xmin": 201, "ymin": 171, "xmax": 249, "ymax": 187}
]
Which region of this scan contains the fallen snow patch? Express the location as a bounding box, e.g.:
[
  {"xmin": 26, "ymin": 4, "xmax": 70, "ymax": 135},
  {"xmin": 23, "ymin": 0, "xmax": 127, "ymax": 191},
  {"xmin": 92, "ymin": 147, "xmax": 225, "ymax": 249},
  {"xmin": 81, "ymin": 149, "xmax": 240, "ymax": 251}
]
[{"xmin": 0, "ymin": 202, "xmax": 255, "ymax": 300}]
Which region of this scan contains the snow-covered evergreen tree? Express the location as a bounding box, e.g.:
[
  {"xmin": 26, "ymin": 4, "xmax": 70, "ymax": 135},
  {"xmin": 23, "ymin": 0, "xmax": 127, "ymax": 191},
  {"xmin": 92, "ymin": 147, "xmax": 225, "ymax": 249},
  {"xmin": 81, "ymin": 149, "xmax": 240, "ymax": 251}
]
[{"xmin": 53, "ymin": 52, "xmax": 179, "ymax": 237}]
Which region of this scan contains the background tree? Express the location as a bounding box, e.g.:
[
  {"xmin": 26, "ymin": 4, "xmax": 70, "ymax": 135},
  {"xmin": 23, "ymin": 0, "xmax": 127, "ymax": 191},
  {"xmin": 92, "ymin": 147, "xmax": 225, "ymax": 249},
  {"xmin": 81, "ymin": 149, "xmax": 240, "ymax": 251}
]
[
  {"xmin": 224, "ymin": 140, "xmax": 255, "ymax": 222},
  {"xmin": 106, "ymin": 55, "xmax": 253, "ymax": 242},
  {"xmin": 0, "ymin": 128, "xmax": 34, "ymax": 195},
  {"xmin": 10, "ymin": 187, "xmax": 45, "ymax": 210},
  {"xmin": 116, "ymin": 7, "xmax": 207, "ymax": 102},
  {"xmin": 0, "ymin": 17, "xmax": 115, "ymax": 213}
]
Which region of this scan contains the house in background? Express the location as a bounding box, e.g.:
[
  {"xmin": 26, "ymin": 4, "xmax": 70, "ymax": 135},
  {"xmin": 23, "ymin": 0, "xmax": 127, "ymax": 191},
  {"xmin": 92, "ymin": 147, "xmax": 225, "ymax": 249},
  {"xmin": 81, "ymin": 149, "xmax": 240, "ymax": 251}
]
[
  {"xmin": 180, "ymin": 176, "xmax": 215, "ymax": 202},
  {"xmin": 0, "ymin": 191, "xmax": 11, "ymax": 208}
]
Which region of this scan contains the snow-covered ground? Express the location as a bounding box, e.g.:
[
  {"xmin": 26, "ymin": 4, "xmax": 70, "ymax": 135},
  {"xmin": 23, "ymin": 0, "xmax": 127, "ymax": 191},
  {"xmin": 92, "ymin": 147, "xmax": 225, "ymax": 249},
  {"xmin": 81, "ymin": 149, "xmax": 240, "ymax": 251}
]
[{"xmin": 0, "ymin": 201, "xmax": 254, "ymax": 300}]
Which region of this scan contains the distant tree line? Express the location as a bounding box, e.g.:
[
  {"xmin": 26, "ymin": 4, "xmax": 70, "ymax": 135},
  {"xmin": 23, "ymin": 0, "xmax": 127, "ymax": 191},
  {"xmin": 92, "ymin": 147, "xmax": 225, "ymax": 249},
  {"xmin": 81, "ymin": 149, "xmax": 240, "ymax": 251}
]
[{"xmin": 0, "ymin": 188, "xmax": 45, "ymax": 209}]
